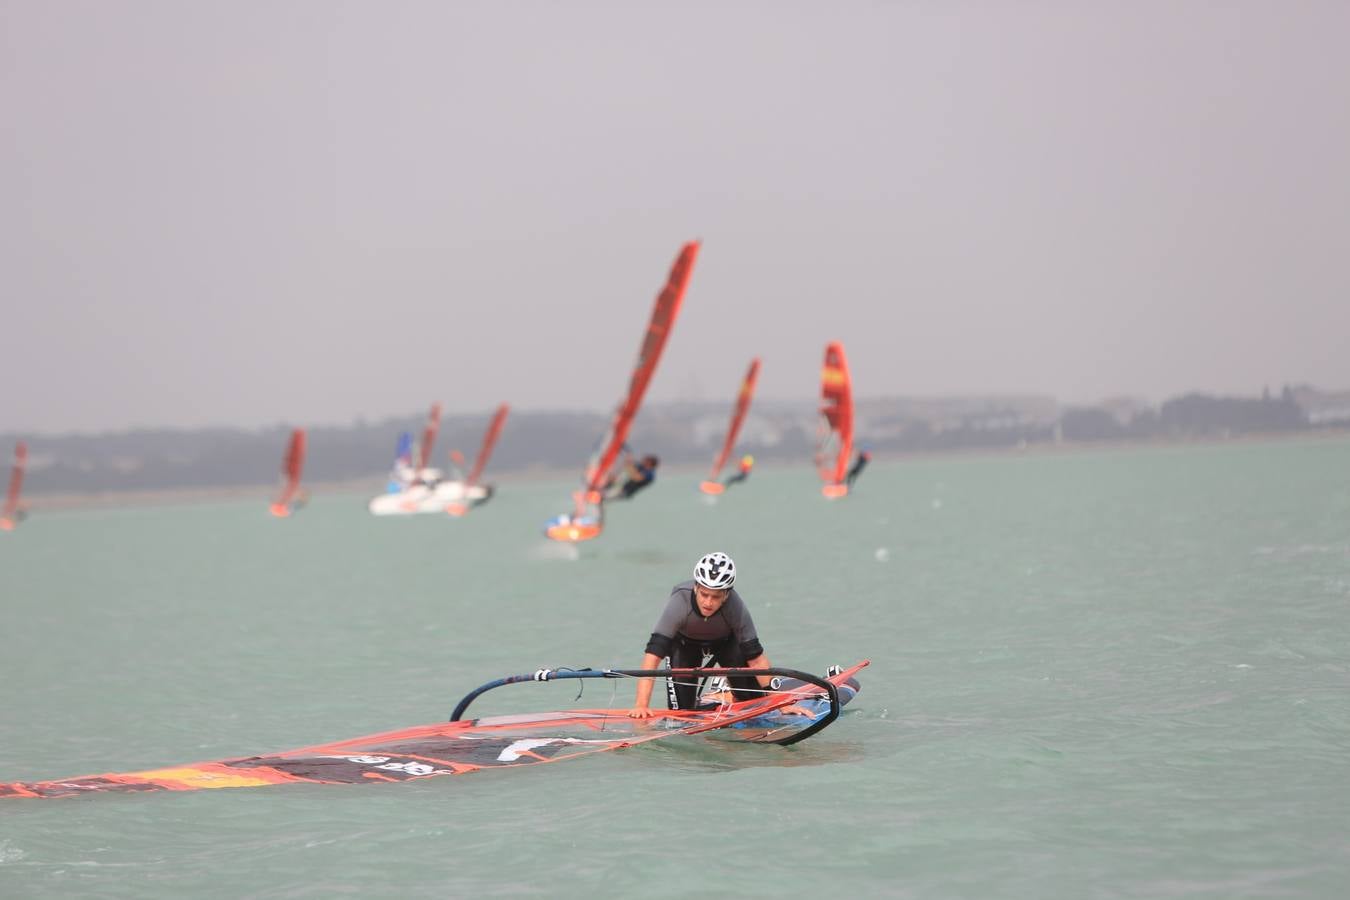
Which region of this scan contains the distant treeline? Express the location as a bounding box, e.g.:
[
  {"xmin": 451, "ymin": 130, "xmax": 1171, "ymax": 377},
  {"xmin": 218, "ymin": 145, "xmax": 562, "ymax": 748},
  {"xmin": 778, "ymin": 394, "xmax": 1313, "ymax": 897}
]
[
  {"xmin": 3, "ymin": 387, "xmax": 1344, "ymax": 496},
  {"xmin": 1061, "ymin": 388, "xmax": 1308, "ymax": 442}
]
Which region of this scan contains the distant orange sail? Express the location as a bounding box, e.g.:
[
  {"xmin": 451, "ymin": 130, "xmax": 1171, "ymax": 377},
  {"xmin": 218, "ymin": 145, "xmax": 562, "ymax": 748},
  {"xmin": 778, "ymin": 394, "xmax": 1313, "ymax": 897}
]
[
  {"xmin": 701, "ymin": 358, "xmax": 761, "ymax": 493},
  {"xmin": 546, "ymin": 241, "xmax": 698, "ymax": 541},
  {"xmin": 816, "ymin": 342, "xmax": 854, "ymax": 497},
  {"xmin": 581, "ymin": 241, "xmax": 699, "ymax": 500},
  {"xmin": 465, "ymin": 404, "xmax": 509, "ymax": 489},
  {"xmin": 0, "ymin": 440, "xmax": 27, "ymax": 531},
  {"xmin": 418, "ymin": 403, "xmax": 442, "ymax": 473},
  {"xmin": 269, "ymin": 429, "xmax": 307, "ymax": 517},
  {"xmin": 446, "ymin": 403, "xmax": 512, "ymax": 517}
]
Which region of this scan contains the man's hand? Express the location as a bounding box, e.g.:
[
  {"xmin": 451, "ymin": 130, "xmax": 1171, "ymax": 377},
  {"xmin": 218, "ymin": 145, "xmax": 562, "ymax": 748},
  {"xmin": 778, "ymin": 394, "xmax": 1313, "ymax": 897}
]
[
  {"xmin": 775, "ymin": 704, "xmax": 815, "ymax": 717},
  {"xmin": 627, "ymin": 707, "xmax": 656, "ymax": 719}
]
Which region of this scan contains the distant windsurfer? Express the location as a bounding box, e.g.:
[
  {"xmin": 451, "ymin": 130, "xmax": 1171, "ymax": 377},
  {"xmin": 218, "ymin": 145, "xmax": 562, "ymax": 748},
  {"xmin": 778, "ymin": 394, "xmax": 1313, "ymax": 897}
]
[
  {"xmin": 722, "ymin": 454, "xmax": 754, "ymax": 488},
  {"xmin": 628, "ymin": 552, "xmax": 776, "ymax": 718},
  {"xmin": 608, "ymin": 451, "xmax": 659, "ymax": 500},
  {"xmin": 846, "ymin": 449, "xmax": 871, "ymax": 489}
]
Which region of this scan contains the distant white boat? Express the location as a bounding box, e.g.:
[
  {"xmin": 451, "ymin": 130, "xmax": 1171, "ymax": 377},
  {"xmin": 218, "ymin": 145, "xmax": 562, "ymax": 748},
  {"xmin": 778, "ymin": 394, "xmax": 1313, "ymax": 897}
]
[
  {"xmin": 368, "ymin": 403, "xmax": 508, "ymax": 517},
  {"xmin": 367, "ymin": 476, "xmax": 493, "ymax": 516}
]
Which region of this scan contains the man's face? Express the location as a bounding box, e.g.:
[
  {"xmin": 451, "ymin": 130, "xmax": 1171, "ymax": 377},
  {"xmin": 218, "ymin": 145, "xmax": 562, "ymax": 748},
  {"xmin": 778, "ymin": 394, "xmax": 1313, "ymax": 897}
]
[{"xmin": 695, "ymin": 584, "xmax": 730, "ymax": 617}]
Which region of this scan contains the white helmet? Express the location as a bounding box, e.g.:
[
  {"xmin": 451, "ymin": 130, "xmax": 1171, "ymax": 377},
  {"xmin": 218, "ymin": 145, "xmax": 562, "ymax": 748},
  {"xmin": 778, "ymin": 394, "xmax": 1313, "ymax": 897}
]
[{"xmin": 693, "ymin": 551, "xmax": 736, "ymax": 590}]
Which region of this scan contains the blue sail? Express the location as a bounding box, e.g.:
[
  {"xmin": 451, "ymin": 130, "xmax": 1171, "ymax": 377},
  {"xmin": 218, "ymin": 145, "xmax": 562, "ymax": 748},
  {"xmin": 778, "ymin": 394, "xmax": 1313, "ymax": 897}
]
[{"xmin": 386, "ymin": 432, "xmax": 414, "ymax": 493}]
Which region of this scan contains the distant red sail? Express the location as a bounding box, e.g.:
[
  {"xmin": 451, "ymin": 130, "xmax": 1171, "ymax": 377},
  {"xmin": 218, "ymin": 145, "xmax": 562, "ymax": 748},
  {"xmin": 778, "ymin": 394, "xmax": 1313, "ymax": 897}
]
[
  {"xmin": 0, "ymin": 440, "xmax": 27, "ymax": 531},
  {"xmin": 706, "ymin": 358, "xmax": 761, "ymax": 484},
  {"xmin": 817, "ymin": 342, "xmax": 854, "ymax": 495},
  {"xmin": 269, "ymin": 429, "xmax": 306, "ymax": 517},
  {"xmin": 418, "ymin": 403, "xmax": 442, "ymax": 472},
  {"xmin": 465, "ymin": 404, "xmax": 509, "ymax": 488},
  {"xmin": 580, "ymin": 241, "xmax": 699, "ymax": 499}
]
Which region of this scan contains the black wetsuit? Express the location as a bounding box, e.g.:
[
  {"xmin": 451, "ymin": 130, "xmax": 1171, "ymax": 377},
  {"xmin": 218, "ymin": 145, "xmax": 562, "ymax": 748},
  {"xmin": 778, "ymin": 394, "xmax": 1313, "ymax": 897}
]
[
  {"xmin": 616, "ymin": 460, "xmax": 656, "ymax": 499},
  {"xmin": 846, "ymin": 452, "xmax": 870, "ymax": 488},
  {"xmin": 644, "ymin": 580, "xmax": 765, "ymax": 709},
  {"xmin": 722, "ymin": 467, "xmax": 750, "ymax": 488}
]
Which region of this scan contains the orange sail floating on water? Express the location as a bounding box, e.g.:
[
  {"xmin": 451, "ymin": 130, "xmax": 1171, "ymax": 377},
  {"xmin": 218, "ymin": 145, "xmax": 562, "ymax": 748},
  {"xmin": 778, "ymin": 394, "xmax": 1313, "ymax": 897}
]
[
  {"xmin": 1, "ymin": 662, "xmax": 866, "ymax": 799},
  {"xmin": 446, "ymin": 403, "xmax": 510, "ymax": 517},
  {"xmin": 816, "ymin": 342, "xmax": 854, "ymax": 499},
  {"xmin": 268, "ymin": 429, "xmax": 307, "ymax": 517},
  {"xmin": 1, "ymin": 440, "xmax": 27, "ymax": 531},
  {"xmin": 699, "ymin": 358, "xmax": 761, "ymax": 495},
  {"xmin": 545, "ymin": 240, "xmax": 700, "ymax": 541}
]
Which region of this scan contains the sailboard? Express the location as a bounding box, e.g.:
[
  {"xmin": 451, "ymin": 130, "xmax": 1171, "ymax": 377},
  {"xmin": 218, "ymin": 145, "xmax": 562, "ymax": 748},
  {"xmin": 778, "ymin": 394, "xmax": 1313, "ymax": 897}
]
[
  {"xmin": 446, "ymin": 403, "xmax": 510, "ymax": 517},
  {"xmin": 816, "ymin": 341, "xmax": 855, "ymax": 499},
  {"xmin": 0, "ymin": 440, "xmax": 27, "ymax": 531},
  {"xmin": 1, "ymin": 662, "xmax": 866, "ymax": 799},
  {"xmin": 545, "ymin": 240, "xmax": 700, "ymax": 541},
  {"xmin": 268, "ymin": 429, "xmax": 307, "ymax": 518},
  {"xmin": 699, "ymin": 358, "xmax": 761, "ymax": 495}
]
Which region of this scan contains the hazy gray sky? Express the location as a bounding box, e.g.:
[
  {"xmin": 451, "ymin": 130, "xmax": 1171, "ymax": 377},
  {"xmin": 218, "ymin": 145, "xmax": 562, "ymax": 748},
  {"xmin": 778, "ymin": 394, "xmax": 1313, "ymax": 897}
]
[{"xmin": 4, "ymin": 1, "xmax": 1348, "ymax": 434}]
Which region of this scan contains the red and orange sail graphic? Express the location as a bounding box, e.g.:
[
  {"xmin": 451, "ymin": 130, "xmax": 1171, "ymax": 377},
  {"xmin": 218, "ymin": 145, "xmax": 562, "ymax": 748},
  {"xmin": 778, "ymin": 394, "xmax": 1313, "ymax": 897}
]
[
  {"xmin": 547, "ymin": 240, "xmax": 699, "ymax": 541},
  {"xmin": 0, "ymin": 440, "xmax": 27, "ymax": 531},
  {"xmin": 700, "ymin": 358, "xmax": 761, "ymax": 495},
  {"xmin": 816, "ymin": 341, "xmax": 854, "ymax": 498},
  {"xmin": 268, "ymin": 429, "xmax": 307, "ymax": 517}
]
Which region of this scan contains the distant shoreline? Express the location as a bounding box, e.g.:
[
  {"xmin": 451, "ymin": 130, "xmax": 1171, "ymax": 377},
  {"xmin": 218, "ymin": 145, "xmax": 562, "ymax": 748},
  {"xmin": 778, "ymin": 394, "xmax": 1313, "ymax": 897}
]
[{"xmin": 20, "ymin": 428, "xmax": 1347, "ymax": 514}]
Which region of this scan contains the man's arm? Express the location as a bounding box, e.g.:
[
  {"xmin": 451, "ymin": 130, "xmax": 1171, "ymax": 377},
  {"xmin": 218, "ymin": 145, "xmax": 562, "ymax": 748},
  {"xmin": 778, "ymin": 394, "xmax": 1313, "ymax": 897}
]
[
  {"xmin": 746, "ymin": 652, "xmax": 812, "ymax": 715},
  {"xmin": 745, "ymin": 653, "xmax": 773, "ymax": 689},
  {"xmin": 627, "ymin": 652, "xmax": 665, "ymax": 718}
]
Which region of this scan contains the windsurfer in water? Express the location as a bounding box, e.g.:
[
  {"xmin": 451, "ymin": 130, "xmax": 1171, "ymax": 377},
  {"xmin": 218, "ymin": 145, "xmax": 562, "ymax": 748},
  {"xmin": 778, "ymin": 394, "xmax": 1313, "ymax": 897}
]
[
  {"xmin": 722, "ymin": 454, "xmax": 754, "ymax": 488},
  {"xmin": 846, "ymin": 449, "xmax": 871, "ymax": 489},
  {"xmin": 628, "ymin": 552, "xmax": 777, "ymax": 718}
]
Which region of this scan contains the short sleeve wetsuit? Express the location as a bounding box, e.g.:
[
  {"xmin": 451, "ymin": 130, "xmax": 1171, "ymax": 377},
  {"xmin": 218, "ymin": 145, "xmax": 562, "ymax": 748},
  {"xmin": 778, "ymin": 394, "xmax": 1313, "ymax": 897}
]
[{"xmin": 643, "ymin": 579, "xmax": 766, "ymax": 709}]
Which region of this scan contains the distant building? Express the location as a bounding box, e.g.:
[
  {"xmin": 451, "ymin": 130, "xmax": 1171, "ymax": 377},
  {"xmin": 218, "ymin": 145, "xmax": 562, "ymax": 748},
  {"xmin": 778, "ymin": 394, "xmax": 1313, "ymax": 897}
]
[{"xmin": 1289, "ymin": 385, "xmax": 1350, "ymax": 425}]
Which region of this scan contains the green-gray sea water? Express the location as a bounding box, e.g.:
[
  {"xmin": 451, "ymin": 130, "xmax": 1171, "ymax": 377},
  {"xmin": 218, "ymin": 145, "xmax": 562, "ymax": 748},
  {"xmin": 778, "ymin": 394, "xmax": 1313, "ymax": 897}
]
[{"xmin": 2, "ymin": 438, "xmax": 1349, "ymax": 898}]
